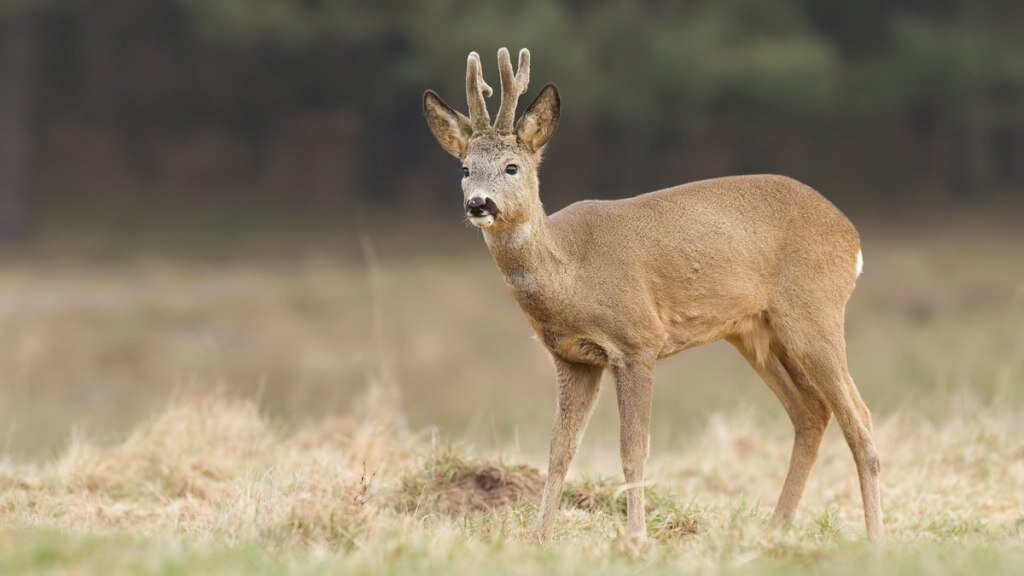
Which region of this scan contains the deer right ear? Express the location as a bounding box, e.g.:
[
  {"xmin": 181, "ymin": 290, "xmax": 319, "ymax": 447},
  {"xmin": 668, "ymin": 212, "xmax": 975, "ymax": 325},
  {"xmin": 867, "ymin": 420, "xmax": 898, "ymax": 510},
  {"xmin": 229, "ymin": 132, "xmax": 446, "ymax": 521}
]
[{"xmin": 423, "ymin": 90, "xmax": 474, "ymax": 159}]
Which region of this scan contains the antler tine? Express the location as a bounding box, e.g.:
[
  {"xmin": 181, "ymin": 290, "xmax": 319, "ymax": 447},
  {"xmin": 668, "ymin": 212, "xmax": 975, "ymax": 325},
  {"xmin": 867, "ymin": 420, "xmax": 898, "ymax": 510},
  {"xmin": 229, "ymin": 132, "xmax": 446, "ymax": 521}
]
[
  {"xmin": 466, "ymin": 52, "xmax": 493, "ymax": 131},
  {"xmin": 494, "ymin": 47, "xmax": 531, "ymax": 132}
]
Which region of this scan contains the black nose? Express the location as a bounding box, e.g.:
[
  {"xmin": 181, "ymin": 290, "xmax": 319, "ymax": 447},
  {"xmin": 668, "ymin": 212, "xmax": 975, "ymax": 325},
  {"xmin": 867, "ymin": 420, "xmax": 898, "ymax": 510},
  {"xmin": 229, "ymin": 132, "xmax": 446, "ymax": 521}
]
[{"xmin": 466, "ymin": 196, "xmax": 489, "ymax": 216}]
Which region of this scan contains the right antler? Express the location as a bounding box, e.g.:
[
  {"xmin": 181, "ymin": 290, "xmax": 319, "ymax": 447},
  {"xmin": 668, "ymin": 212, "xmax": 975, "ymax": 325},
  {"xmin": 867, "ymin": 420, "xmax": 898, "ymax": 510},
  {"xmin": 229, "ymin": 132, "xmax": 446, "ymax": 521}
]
[
  {"xmin": 466, "ymin": 52, "xmax": 493, "ymax": 132},
  {"xmin": 494, "ymin": 48, "xmax": 531, "ymax": 133}
]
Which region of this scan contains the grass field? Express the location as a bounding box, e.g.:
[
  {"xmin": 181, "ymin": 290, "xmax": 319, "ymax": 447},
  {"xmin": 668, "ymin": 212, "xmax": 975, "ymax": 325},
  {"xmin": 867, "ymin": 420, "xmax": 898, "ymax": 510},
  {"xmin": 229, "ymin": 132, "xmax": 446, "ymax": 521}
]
[
  {"xmin": 1, "ymin": 212, "xmax": 1023, "ymax": 574},
  {"xmin": 3, "ymin": 394, "xmax": 1024, "ymax": 575}
]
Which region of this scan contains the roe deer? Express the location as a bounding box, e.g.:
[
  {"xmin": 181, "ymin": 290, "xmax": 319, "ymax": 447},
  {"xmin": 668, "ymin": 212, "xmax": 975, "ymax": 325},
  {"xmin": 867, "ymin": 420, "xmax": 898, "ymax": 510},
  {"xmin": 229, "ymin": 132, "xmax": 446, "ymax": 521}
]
[{"xmin": 422, "ymin": 48, "xmax": 883, "ymax": 544}]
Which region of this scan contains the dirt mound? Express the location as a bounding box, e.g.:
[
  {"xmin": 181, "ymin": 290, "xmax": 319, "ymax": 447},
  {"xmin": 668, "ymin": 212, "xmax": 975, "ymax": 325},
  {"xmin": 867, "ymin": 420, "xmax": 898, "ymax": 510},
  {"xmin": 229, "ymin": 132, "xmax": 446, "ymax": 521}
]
[
  {"xmin": 396, "ymin": 449, "xmax": 702, "ymax": 542},
  {"xmin": 440, "ymin": 462, "xmax": 545, "ymax": 511},
  {"xmin": 398, "ymin": 450, "xmax": 544, "ymax": 515}
]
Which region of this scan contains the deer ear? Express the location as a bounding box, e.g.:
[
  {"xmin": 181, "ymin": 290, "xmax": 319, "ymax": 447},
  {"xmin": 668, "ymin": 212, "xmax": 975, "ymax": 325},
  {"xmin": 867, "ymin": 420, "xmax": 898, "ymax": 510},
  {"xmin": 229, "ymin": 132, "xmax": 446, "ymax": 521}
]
[
  {"xmin": 516, "ymin": 83, "xmax": 560, "ymax": 153},
  {"xmin": 423, "ymin": 90, "xmax": 474, "ymax": 158}
]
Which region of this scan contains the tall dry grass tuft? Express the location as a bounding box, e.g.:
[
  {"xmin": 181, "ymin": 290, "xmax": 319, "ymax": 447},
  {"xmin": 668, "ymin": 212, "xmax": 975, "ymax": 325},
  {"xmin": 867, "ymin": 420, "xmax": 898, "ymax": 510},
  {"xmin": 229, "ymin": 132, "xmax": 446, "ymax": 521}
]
[
  {"xmin": 57, "ymin": 394, "xmax": 274, "ymax": 500},
  {"xmin": 1, "ymin": 393, "xmax": 418, "ymax": 549}
]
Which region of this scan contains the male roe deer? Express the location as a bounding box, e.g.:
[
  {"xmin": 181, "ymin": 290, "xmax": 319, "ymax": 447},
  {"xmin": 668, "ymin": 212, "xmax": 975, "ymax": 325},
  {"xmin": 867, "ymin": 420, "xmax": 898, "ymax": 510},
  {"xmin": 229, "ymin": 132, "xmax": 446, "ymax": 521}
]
[{"xmin": 423, "ymin": 48, "xmax": 883, "ymax": 544}]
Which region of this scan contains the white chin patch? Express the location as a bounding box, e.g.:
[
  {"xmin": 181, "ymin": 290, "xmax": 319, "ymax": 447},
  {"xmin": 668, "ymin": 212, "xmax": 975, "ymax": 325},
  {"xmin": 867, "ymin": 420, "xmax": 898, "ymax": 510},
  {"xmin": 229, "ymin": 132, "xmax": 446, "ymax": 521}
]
[
  {"xmin": 855, "ymin": 249, "xmax": 864, "ymax": 278},
  {"xmin": 469, "ymin": 214, "xmax": 496, "ymax": 228}
]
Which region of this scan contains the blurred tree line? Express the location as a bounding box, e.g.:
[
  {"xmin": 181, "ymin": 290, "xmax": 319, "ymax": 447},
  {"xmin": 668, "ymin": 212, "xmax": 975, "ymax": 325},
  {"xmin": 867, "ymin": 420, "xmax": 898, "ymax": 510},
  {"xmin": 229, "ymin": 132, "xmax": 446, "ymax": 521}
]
[{"xmin": 1, "ymin": 0, "xmax": 1022, "ymax": 235}]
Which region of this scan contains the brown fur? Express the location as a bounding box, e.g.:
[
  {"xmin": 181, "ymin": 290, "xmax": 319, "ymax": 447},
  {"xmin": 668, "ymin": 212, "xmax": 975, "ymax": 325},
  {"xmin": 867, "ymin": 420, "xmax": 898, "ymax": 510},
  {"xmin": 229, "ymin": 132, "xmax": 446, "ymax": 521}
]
[{"xmin": 423, "ymin": 48, "xmax": 884, "ymax": 545}]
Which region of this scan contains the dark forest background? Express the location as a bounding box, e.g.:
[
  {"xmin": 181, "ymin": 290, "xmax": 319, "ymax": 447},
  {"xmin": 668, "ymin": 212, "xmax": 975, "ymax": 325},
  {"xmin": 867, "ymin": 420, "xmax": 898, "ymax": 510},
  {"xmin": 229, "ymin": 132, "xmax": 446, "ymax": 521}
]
[{"xmin": 1, "ymin": 0, "xmax": 1023, "ymax": 242}]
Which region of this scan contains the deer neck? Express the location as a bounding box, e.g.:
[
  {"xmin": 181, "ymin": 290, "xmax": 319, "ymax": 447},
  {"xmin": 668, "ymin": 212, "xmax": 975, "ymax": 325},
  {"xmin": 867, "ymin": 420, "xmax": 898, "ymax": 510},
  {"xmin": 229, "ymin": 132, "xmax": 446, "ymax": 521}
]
[{"xmin": 482, "ymin": 208, "xmax": 567, "ymax": 314}]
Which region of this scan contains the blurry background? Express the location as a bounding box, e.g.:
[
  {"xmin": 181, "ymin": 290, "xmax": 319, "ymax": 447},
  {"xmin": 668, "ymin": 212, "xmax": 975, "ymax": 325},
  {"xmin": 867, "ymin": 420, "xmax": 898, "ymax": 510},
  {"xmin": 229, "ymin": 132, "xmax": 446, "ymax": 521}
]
[{"xmin": 0, "ymin": 0, "xmax": 1021, "ymax": 461}]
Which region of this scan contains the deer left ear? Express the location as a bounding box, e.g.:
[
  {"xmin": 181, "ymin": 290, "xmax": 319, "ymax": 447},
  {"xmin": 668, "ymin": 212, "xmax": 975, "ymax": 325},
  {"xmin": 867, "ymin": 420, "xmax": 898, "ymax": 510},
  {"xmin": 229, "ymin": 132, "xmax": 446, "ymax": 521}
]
[
  {"xmin": 516, "ymin": 84, "xmax": 560, "ymax": 154},
  {"xmin": 423, "ymin": 90, "xmax": 474, "ymax": 158}
]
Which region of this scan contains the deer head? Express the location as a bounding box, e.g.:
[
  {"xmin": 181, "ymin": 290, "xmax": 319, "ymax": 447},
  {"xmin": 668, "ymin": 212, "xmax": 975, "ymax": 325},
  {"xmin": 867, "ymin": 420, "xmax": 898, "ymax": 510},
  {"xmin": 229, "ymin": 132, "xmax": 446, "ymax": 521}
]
[{"xmin": 423, "ymin": 48, "xmax": 560, "ymax": 229}]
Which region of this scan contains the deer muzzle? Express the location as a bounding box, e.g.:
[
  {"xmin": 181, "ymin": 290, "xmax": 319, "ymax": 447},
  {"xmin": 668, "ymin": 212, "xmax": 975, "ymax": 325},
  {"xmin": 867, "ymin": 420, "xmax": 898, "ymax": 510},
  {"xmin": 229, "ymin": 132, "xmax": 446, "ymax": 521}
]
[{"xmin": 466, "ymin": 195, "xmax": 500, "ymax": 227}]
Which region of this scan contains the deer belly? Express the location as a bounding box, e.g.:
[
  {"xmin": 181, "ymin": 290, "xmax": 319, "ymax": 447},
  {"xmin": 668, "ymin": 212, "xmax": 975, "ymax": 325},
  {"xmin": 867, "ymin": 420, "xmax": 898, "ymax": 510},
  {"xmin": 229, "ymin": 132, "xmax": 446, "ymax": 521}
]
[{"xmin": 656, "ymin": 308, "xmax": 767, "ymax": 359}]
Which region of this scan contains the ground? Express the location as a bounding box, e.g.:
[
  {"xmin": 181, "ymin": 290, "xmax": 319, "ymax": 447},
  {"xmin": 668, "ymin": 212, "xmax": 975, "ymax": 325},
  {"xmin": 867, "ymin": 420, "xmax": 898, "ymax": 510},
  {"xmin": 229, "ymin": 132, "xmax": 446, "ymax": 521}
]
[
  {"xmin": 3, "ymin": 395, "xmax": 1024, "ymax": 575},
  {"xmin": 0, "ymin": 212, "xmax": 1022, "ymax": 574}
]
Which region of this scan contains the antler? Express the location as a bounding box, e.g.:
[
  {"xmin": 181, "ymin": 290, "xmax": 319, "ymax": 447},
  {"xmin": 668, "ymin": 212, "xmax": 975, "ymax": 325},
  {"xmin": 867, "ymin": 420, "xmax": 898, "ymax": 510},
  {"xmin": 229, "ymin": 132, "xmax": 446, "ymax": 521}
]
[
  {"xmin": 494, "ymin": 48, "xmax": 531, "ymax": 133},
  {"xmin": 466, "ymin": 52, "xmax": 493, "ymax": 132}
]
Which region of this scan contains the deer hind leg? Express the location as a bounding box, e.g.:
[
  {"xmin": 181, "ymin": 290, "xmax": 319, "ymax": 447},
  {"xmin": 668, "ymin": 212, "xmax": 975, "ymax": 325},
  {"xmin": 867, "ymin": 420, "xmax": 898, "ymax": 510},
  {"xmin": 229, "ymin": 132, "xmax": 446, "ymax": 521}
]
[
  {"xmin": 727, "ymin": 332, "xmax": 831, "ymax": 528},
  {"xmin": 772, "ymin": 317, "xmax": 885, "ymax": 545},
  {"xmin": 845, "ymin": 373, "xmax": 873, "ymax": 433}
]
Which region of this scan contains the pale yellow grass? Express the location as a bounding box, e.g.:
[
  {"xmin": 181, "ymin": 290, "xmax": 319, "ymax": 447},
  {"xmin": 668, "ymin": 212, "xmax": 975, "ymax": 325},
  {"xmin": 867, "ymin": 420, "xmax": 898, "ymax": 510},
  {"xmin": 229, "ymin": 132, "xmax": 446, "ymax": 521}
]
[{"xmin": 2, "ymin": 391, "xmax": 1024, "ymax": 574}]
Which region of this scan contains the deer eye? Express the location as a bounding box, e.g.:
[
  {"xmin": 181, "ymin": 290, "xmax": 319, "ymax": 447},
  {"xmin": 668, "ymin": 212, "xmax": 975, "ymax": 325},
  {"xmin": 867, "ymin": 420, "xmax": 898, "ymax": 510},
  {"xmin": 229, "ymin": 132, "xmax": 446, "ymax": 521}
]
[
  {"xmin": 461, "ymin": 167, "xmax": 469, "ymax": 178},
  {"xmin": 505, "ymin": 164, "xmax": 519, "ymax": 175}
]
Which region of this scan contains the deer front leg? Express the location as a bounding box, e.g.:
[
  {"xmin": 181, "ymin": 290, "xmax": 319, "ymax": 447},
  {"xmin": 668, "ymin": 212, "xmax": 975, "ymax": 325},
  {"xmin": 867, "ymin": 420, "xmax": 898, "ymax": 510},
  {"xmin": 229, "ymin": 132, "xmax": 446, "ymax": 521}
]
[
  {"xmin": 613, "ymin": 359, "xmax": 655, "ymax": 542},
  {"xmin": 536, "ymin": 358, "xmax": 603, "ymax": 540}
]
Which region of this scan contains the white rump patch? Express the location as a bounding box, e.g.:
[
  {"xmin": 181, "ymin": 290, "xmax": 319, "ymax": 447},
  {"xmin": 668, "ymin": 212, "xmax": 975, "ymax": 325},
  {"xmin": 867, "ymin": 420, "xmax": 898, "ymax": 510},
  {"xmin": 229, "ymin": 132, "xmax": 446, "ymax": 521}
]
[{"xmin": 855, "ymin": 249, "xmax": 864, "ymax": 278}]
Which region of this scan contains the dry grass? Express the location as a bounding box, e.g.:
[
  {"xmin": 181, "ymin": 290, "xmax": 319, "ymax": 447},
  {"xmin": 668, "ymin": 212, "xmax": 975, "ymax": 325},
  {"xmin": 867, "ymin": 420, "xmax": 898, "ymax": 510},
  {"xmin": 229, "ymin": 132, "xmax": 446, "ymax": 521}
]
[{"xmin": 2, "ymin": 392, "xmax": 1024, "ymax": 574}]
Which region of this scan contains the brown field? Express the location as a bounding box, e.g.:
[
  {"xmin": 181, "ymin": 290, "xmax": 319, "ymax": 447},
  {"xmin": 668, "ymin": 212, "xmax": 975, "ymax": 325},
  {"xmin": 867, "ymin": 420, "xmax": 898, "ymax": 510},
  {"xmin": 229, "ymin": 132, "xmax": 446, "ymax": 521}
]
[{"xmin": 0, "ymin": 213, "xmax": 1023, "ymax": 574}]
